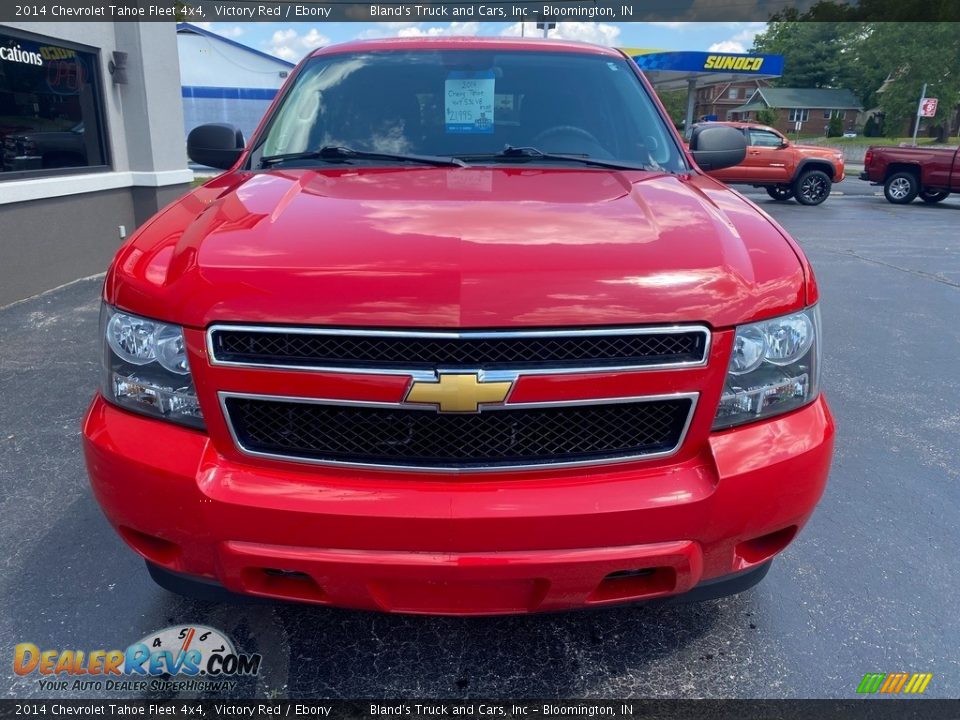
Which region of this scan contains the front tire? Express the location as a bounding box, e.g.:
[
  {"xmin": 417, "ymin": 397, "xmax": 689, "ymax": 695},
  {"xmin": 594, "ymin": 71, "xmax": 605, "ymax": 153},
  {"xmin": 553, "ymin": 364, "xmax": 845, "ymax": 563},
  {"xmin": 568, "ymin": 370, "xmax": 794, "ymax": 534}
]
[
  {"xmin": 884, "ymin": 171, "xmax": 920, "ymax": 204},
  {"xmin": 920, "ymin": 188, "xmax": 949, "ymax": 204},
  {"xmin": 766, "ymin": 185, "xmax": 794, "ymax": 202},
  {"xmin": 793, "ymin": 169, "xmax": 832, "ymax": 205}
]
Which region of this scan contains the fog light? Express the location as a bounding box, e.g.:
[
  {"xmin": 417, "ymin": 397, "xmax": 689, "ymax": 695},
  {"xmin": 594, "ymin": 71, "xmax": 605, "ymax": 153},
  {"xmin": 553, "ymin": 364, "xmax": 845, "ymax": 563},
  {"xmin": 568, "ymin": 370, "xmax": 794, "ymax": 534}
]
[
  {"xmin": 717, "ymin": 373, "xmax": 809, "ymax": 420},
  {"xmin": 113, "ymin": 372, "xmax": 203, "ymax": 423}
]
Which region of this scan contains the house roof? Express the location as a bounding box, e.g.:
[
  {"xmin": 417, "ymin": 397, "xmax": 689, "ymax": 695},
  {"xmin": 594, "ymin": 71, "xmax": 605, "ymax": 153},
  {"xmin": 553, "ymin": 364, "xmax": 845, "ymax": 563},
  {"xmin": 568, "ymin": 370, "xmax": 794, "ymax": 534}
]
[
  {"xmin": 176, "ymin": 23, "xmax": 295, "ymax": 68},
  {"xmin": 699, "ymin": 78, "xmax": 771, "ymax": 89},
  {"xmin": 727, "ymin": 101, "xmax": 768, "ymax": 114},
  {"xmin": 750, "ymin": 87, "xmax": 862, "ymax": 109}
]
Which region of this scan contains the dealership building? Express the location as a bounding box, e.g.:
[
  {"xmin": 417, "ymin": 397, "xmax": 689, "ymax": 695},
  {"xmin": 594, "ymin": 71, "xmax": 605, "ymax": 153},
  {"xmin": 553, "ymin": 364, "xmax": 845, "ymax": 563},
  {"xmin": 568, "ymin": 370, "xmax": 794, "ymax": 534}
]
[
  {"xmin": 177, "ymin": 23, "xmax": 293, "ymax": 143},
  {"xmin": 0, "ymin": 22, "xmax": 191, "ymax": 306}
]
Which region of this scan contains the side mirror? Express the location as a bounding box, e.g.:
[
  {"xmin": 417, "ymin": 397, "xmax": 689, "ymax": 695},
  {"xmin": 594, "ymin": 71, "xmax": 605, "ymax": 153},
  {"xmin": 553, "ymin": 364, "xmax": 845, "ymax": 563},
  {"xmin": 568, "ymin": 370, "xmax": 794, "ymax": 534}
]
[
  {"xmin": 187, "ymin": 123, "xmax": 244, "ymax": 170},
  {"xmin": 780, "ymin": 139, "xmax": 791, "ymax": 148},
  {"xmin": 689, "ymin": 125, "xmax": 747, "ymax": 171}
]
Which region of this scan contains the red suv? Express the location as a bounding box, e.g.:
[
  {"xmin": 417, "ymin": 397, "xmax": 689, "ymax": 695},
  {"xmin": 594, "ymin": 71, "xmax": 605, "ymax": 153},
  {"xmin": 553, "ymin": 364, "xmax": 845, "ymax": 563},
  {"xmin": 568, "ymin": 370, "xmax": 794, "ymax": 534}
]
[
  {"xmin": 694, "ymin": 121, "xmax": 846, "ymax": 205},
  {"xmin": 83, "ymin": 38, "xmax": 834, "ymax": 615}
]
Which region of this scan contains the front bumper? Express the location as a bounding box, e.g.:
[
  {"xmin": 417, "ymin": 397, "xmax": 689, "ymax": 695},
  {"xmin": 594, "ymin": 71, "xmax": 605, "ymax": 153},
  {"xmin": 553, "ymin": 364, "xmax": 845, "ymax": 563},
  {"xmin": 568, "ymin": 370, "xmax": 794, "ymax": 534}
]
[{"xmin": 83, "ymin": 395, "xmax": 834, "ymax": 615}]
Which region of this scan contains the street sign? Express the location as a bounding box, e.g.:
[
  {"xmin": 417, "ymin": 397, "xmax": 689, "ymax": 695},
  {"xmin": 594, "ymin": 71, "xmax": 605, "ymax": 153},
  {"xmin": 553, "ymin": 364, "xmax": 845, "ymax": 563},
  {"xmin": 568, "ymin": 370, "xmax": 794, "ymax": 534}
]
[
  {"xmin": 536, "ymin": 22, "xmax": 556, "ymax": 29},
  {"xmin": 920, "ymin": 98, "xmax": 938, "ymax": 117}
]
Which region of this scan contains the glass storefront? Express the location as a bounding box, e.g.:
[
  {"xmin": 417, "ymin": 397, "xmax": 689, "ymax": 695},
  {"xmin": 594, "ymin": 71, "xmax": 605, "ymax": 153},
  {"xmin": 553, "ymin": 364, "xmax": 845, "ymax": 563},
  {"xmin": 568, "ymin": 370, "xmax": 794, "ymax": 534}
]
[{"xmin": 0, "ymin": 28, "xmax": 108, "ymax": 179}]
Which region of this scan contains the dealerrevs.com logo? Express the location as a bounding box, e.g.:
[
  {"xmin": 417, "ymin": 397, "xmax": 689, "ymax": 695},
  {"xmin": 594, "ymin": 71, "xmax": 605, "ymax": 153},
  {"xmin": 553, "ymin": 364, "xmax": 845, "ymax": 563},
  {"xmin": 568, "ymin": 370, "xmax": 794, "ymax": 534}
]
[{"xmin": 13, "ymin": 625, "xmax": 261, "ymax": 693}]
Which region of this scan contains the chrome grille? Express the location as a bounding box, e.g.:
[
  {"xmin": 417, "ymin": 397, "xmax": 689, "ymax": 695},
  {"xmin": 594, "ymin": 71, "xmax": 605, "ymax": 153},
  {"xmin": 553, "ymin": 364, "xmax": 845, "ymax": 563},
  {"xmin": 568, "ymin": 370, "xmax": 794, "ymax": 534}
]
[
  {"xmin": 208, "ymin": 326, "xmax": 710, "ymax": 373},
  {"xmin": 222, "ymin": 394, "xmax": 696, "ymax": 471}
]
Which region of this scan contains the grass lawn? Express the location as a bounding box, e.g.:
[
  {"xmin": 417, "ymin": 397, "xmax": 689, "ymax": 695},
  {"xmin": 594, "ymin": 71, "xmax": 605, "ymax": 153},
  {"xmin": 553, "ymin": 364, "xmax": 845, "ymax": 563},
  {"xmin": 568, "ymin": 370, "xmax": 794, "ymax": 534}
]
[{"xmin": 796, "ymin": 135, "xmax": 952, "ymax": 146}]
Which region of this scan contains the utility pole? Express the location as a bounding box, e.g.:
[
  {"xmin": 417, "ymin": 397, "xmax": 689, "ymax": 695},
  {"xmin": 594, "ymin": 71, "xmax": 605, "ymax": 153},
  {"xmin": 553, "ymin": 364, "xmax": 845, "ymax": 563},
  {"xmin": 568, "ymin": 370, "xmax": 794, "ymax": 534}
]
[
  {"xmin": 912, "ymin": 83, "xmax": 927, "ymax": 145},
  {"xmin": 536, "ymin": 21, "xmax": 555, "ymax": 38}
]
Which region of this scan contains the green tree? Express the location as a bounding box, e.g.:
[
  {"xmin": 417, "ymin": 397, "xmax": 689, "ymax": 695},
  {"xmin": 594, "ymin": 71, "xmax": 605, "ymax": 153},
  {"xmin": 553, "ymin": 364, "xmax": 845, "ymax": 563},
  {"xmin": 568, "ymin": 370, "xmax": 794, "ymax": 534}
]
[
  {"xmin": 752, "ymin": 23, "xmax": 861, "ymax": 90},
  {"xmin": 753, "ymin": 20, "xmax": 960, "ymax": 139},
  {"xmin": 856, "ymin": 23, "xmax": 960, "ymax": 138},
  {"xmin": 756, "ymin": 107, "xmax": 778, "ymax": 126},
  {"xmin": 770, "ymin": 0, "xmax": 959, "ymax": 22},
  {"xmin": 863, "ymin": 115, "xmax": 884, "ymax": 137},
  {"xmin": 655, "ymin": 89, "xmax": 689, "ymax": 129}
]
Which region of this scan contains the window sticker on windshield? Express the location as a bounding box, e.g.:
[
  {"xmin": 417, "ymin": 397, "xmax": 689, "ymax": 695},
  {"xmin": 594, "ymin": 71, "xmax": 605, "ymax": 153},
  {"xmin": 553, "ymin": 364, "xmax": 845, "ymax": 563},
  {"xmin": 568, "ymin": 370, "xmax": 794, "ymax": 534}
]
[{"xmin": 445, "ymin": 70, "xmax": 495, "ymax": 134}]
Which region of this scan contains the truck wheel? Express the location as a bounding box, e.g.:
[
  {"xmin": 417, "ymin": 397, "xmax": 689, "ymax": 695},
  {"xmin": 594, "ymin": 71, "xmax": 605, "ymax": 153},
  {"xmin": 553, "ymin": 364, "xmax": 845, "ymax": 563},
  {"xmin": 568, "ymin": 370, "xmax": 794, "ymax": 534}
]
[
  {"xmin": 884, "ymin": 172, "xmax": 919, "ymax": 204},
  {"xmin": 793, "ymin": 169, "xmax": 832, "ymax": 205},
  {"xmin": 919, "ymin": 188, "xmax": 949, "ymax": 204},
  {"xmin": 766, "ymin": 185, "xmax": 794, "ymax": 201}
]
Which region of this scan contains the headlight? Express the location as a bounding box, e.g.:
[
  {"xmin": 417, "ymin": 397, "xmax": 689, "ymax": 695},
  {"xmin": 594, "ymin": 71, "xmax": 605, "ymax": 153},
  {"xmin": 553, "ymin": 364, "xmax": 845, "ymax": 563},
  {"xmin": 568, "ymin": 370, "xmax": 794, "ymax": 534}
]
[
  {"xmin": 713, "ymin": 306, "xmax": 821, "ymax": 430},
  {"xmin": 100, "ymin": 305, "xmax": 204, "ymax": 429},
  {"xmin": 106, "ymin": 312, "xmax": 158, "ymax": 366}
]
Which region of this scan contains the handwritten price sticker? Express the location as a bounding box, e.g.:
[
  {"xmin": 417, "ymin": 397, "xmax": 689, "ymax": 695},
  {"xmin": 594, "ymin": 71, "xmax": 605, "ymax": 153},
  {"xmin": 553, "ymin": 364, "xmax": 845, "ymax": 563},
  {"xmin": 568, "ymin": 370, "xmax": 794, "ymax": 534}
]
[{"xmin": 445, "ymin": 70, "xmax": 495, "ymax": 134}]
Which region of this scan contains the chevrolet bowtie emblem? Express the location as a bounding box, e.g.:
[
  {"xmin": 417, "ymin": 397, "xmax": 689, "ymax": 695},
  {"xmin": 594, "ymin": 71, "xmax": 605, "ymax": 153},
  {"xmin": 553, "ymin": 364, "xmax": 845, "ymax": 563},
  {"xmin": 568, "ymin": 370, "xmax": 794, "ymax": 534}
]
[{"xmin": 405, "ymin": 373, "xmax": 513, "ymax": 413}]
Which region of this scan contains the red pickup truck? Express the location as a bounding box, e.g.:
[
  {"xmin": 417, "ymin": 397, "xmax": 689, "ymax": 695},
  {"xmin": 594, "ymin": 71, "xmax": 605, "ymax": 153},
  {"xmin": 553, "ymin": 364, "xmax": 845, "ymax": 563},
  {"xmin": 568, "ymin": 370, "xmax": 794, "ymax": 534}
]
[
  {"xmin": 860, "ymin": 144, "xmax": 960, "ymax": 203},
  {"xmin": 82, "ymin": 38, "xmax": 834, "ymax": 614}
]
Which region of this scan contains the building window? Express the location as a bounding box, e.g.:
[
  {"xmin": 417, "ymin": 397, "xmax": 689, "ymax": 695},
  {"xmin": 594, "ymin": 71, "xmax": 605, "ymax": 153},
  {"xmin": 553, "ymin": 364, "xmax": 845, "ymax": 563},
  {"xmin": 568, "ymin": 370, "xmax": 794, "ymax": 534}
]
[
  {"xmin": 728, "ymin": 88, "xmax": 740, "ymax": 99},
  {"xmin": 822, "ymin": 109, "xmax": 844, "ymax": 119},
  {"xmin": 0, "ymin": 29, "xmax": 109, "ymax": 180},
  {"xmin": 788, "ymin": 108, "xmax": 810, "ymax": 123}
]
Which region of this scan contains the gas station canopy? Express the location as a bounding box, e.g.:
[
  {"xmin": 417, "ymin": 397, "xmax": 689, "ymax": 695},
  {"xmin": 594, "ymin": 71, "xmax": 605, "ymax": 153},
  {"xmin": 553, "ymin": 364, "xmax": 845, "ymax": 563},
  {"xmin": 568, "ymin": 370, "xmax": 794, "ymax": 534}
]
[{"xmin": 620, "ymin": 49, "xmax": 785, "ymax": 128}]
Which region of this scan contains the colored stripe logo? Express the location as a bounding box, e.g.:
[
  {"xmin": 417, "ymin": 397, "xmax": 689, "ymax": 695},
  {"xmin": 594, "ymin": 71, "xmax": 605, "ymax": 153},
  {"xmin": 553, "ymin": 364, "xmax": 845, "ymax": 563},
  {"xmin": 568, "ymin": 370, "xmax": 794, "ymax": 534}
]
[{"xmin": 857, "ymin": 673, "xmax": 933, "ymax": 694}]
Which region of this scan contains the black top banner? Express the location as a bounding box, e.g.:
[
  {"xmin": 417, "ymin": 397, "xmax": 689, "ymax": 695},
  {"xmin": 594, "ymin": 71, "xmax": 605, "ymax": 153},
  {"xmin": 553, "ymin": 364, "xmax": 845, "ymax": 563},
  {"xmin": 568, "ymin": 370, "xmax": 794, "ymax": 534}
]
[{"xmin": 2, "ymin": 0, "xmax": 959, "ymax": 22}]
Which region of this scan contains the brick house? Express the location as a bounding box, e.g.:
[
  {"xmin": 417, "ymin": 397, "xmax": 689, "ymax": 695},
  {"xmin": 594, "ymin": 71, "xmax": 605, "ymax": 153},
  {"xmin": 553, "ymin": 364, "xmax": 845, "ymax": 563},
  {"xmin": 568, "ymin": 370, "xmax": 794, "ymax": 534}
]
[
  {"xmin": 727, "ymin": 87, "xmax": 863, "ymax": 135},
  {"xmin": 692, "ymin": 79, "xmax": 772, "ymax": 123}
]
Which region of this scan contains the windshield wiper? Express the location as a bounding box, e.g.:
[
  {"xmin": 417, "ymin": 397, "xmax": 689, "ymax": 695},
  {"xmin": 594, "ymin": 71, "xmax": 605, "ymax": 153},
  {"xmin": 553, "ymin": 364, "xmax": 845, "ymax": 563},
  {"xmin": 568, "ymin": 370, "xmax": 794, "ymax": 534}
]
[
  {"xmin": 260, "ymin": 145, "xmax": 467, "ymax": 168},
  {"xmin": 457, "ymin": 146, "xmax": 656, "ymax": 172}
]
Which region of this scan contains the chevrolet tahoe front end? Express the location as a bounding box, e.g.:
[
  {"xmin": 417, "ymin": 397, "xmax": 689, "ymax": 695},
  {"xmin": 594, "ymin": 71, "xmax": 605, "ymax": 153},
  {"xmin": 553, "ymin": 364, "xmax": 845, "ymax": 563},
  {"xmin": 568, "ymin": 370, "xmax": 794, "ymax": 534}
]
[{"xmin": 82, "ymin": 38, "xmax": 834, "ymax": 615}]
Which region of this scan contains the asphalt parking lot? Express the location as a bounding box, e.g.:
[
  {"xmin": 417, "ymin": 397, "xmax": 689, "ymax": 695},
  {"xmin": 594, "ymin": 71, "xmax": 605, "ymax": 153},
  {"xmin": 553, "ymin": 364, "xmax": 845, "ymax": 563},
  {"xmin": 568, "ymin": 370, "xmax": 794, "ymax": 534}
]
[{"xmin": 2, "ymin": 183, "xmax": 959, "ymax": 700}]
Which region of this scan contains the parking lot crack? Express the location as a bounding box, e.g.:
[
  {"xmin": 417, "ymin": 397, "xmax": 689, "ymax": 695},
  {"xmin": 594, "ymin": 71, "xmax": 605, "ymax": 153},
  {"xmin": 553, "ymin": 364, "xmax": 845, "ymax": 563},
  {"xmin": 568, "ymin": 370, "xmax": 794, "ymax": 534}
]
[{"xmin": 829, "ymin": 248, "xmax": 960, "ymax": 289}]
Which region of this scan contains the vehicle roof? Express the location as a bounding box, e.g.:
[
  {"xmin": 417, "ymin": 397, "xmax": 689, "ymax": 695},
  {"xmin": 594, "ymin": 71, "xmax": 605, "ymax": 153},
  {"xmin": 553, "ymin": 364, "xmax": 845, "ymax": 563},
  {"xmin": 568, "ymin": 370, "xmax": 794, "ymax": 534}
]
[
  {"xmin": 309, "ymin": 36, "xmax": 624, "ymax": 59},
  {"xmin": 692, "ymin": 121, "xmax": 786, "ymax": 137},
  {"xmin": 695, "ymin": 120, "xmax": 779, "ymax": 131}
]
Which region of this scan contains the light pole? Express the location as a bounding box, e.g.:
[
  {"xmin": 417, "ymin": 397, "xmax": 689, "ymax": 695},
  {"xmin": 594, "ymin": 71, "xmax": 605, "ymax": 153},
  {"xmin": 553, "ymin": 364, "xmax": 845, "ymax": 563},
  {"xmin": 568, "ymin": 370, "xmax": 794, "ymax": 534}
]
[{"xmin": 911, "ymin": 83, "xmax": 927, "ymax": 145}]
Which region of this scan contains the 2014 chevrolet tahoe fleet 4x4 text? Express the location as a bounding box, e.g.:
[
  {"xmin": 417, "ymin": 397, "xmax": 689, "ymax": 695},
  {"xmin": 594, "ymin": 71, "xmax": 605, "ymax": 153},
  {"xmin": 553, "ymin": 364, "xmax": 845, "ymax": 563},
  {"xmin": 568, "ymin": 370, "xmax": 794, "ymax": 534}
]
[{"xmin": 82, "ymin": 38, "xmax": 834, "ymax": 615}]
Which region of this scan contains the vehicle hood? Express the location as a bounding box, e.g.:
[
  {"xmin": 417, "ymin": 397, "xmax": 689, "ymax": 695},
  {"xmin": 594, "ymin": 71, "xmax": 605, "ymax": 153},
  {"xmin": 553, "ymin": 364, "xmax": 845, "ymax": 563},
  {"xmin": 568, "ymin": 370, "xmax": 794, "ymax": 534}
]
[{"xmin": 108, "ymin": 167, "xmax": 807, "ymax": 329}]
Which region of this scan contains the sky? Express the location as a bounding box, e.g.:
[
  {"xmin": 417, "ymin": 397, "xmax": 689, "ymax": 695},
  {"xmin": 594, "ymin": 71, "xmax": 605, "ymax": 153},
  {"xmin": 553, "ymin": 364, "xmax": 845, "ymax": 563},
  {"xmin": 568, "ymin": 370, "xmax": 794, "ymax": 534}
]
[{"xmin": 189, "ymin": 22, "xmax": 769, "ymax": 63}]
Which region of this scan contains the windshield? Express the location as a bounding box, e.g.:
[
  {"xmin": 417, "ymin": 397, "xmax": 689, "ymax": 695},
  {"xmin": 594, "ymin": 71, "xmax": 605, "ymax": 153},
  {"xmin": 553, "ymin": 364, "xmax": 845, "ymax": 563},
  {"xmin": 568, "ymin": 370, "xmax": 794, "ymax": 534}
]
[{"xmin": 254, "ymin": 49, "xmax": 686, "ymax": 172}]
